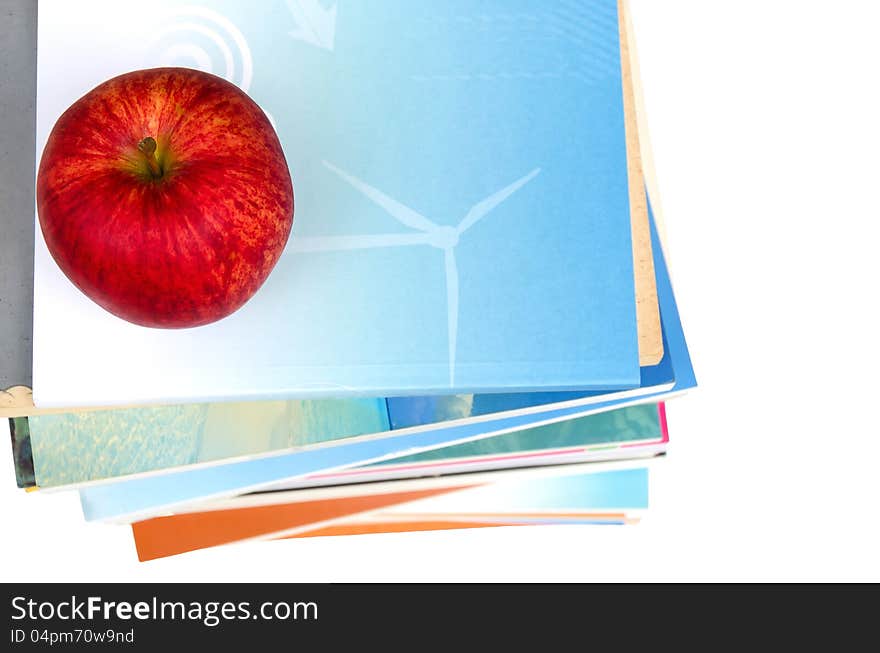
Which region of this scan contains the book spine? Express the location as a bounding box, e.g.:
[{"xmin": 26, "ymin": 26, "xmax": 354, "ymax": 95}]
[{"xmin": 0, "ymin": 1, "xmax": 36, "ymax": 392}]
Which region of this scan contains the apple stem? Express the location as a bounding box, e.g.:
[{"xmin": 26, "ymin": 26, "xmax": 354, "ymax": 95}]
[{"xmin": 137, "ymin": 137, "xmax": 162, "ymax": 178}]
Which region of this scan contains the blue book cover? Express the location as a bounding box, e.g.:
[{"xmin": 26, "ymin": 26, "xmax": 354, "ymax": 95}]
[
  {"xmin": 78, "ymin": 202, "xmax": 694, "ymax": 522},
  {"xmin": 33, "ymin": 0, "xmax": 639, "ymax": 407}
]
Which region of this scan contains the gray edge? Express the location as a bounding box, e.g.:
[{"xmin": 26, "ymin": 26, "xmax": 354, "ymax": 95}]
[{"xmin": 0, "ymin": 0, "xmax": 37, "ymax": 388}]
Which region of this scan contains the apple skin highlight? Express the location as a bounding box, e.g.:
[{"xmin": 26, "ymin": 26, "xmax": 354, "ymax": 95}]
[{"xmin": 36, "ymin": 67, "xmax": 294, "ymax": 329}]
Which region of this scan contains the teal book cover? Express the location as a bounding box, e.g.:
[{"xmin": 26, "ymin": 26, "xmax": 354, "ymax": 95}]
[
  {"xmin": 19, "ymin": 397, "xmax": 390, "ymax": 488},
  {"xmin": 33, "ymin": 0, "xmax": 639, "ymax": 408},
  {"xmin": 20, "ymin": 401, "xmax": 659, "ymax": 489}
]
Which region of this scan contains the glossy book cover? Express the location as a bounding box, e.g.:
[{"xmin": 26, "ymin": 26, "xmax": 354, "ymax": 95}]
[
  {"xmin": 132, "ymin": 462, "xmax": 650, "ymax": 560},
  {"xmin": 33, "ymin": 0, "xmax": 640, "ymax": 408},
  {"xmin": 21, "ymin": 203, "xmax": 678, "ymax": 491},
  {"xmin": 19, "ymin": 400, "xmax": 661, "ymax": 488},
  {"xmin": 76, "ymin": 204, "xmax": 693, "ymax": 523}
]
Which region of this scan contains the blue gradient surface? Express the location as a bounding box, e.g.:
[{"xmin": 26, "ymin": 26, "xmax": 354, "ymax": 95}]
[
  {"xmin": 35, "ymin": 0, "xmax": 640, "ymax": 406},
  {"xmin": 79, "ymin": 203, "xmax": 693, "ymax": 521}
]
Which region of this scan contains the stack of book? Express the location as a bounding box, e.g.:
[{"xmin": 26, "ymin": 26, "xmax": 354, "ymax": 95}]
[{"xmin": 2, "ymin": 0, "xmax": 694, "ymax": 561}]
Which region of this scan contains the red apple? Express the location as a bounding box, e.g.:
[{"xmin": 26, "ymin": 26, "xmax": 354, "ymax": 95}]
[{"xmin": 36, "ymin": 67, "xmax": 294, "ymax": 328}]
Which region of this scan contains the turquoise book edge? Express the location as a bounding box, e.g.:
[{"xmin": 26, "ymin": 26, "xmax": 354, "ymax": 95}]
[{"xmin": 376, "ymin": 467, "xmax": 651, "ymax": 514}]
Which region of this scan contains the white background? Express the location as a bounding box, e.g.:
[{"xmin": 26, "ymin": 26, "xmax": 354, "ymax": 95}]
[{"xmin": 2, "ymin": 0, "xmax": 879, "ymax": 582}]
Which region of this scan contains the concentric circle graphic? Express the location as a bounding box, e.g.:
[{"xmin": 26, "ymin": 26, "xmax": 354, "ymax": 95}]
[{"xmin": 151, "ymin": 6, "xmax": 254, "ymax": 91}]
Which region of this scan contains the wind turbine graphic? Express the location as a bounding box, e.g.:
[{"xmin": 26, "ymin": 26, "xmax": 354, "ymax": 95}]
[
  {"xmin": 285, "ymin": 0, "xmax": 337, "ymax": 52},
  {"xmin": 290, "ymin": 162, "xmax": 541, "ymax": 387}
]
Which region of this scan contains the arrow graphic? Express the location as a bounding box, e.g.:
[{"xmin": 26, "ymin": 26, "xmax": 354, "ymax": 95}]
[
  {"xmin": 286, "ymin": 0, "xmax": 337, "ymax": 52},
  {"xmin": 290, "ymin": 162, "xmax": 541, "ymax": 386}
]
